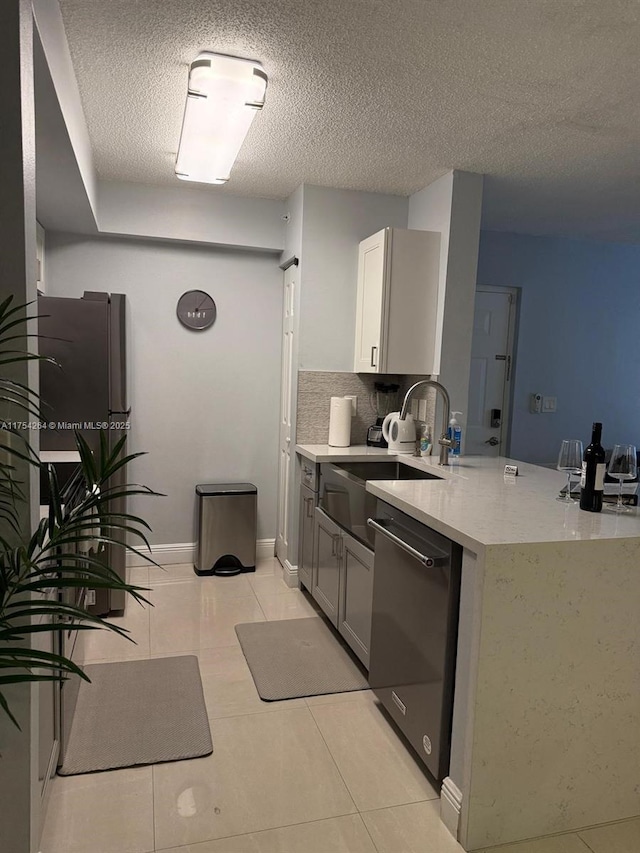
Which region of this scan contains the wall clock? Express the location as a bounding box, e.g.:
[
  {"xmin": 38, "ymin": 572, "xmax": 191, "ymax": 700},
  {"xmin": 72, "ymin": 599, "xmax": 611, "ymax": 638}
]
[{"xmin": 176, "ymin": 290, "xmax": 217, "ymax": 330}]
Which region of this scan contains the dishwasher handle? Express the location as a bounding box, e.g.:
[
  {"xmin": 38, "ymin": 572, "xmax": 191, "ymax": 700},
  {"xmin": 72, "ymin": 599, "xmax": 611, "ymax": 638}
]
[{"xmin": 367, "ymin": 518, "xmax": 446, "ymax": 568}]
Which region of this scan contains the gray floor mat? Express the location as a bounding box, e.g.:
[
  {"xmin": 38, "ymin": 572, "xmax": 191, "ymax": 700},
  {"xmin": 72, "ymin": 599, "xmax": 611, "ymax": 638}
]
[
  {"xmin": 235, "ymin": 617, "xmax": 369, "ymax": 700},
  {"xmin": 58, "ymin": 655, "xmax": 212, "ymax": 775}
]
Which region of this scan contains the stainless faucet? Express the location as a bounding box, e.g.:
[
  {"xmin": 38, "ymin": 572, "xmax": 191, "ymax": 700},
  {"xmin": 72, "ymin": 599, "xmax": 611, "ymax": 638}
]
[{"xmin": 399, "ymin": 379, "xmax": 453, "ymax": 466}]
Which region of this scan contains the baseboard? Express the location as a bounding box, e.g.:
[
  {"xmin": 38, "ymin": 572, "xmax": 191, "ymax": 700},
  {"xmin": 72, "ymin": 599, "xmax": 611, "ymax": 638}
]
[
  {"xmin": 440, "ymin": 777, "xmax": 463, "ymax": 839},
  {"xmin": 281, "ymin": 558, "xmax": 299, "ymax": 588},
  {"xmin": 257, "ymin": 539, "xmax": 276, "ymax": 561},
  {"xmin": 126, "ymin": 542, "xmax": 194, "ymax": 567},
  {"xmin": 127, "ymin": 539, "xmax": 276, "ymax": 567}
]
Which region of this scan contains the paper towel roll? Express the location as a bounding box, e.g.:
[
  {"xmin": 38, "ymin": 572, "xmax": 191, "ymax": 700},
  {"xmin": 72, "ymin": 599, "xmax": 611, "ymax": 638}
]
[{"xmin": 328, "ymin": 397, "xmax": 352, "ymax": 447}]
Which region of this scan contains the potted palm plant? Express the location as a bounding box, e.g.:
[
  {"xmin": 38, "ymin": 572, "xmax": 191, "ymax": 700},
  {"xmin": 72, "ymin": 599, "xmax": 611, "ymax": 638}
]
[{"xmin": 0, "ymin": 295, "xmax": 159, "ymax": 728}]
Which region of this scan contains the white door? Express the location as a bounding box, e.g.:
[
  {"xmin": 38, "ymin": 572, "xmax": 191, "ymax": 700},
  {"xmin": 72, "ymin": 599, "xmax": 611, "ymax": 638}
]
[
  {"xmin": 275, "ymin": 264, "xmax": 296, "ymax": 564},
  {"xmin": 466, "ymin": 287, "xmax": 517, "ymax": 456}
]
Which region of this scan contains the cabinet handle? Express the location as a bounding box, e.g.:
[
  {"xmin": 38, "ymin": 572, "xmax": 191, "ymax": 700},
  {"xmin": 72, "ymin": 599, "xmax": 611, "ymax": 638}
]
[
  {"xmin": 330, "ymin": 533, "xmax": 340, "ymax": 557},
  {"xmin": 305, "ymin": 497, "xmax": 313, "ymax": 518},
  {"xmin": 370, "ymin": 346, "xmax": 377, "ymax": 368}
]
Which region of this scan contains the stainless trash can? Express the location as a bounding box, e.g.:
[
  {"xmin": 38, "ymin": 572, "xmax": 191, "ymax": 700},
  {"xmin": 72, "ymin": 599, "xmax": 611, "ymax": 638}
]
[{"xmin": 194, "ymin": 483, "xmax": 257, "ymax": 576}]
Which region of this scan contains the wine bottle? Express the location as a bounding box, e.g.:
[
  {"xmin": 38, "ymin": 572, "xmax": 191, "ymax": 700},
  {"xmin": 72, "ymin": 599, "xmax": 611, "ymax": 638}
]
[{"xmin": 579, "ymin": 422, "xmax": 605, "ymax": 512}]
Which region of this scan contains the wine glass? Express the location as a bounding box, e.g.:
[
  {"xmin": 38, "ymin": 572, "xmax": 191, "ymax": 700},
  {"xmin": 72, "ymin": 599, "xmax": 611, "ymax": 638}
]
[
  {"xmin": 606, "ymin": 444, "xmax": 637, "ymax": 513},
  {"xmin": 556, "ymin": 439, "xmax": 583, "ymax": 503}
]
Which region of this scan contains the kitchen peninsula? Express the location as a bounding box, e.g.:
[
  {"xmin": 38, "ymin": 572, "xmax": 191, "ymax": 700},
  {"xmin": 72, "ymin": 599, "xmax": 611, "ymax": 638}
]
[{"xmin": 297, "ymin": 445, "xmax": 640, "ymax": 851}]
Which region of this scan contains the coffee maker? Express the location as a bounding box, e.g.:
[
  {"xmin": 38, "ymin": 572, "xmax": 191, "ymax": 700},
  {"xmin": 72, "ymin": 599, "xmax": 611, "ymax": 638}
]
[{"xmin": 367, "ymin": 382, "xmax": 400, "ymax": 447}]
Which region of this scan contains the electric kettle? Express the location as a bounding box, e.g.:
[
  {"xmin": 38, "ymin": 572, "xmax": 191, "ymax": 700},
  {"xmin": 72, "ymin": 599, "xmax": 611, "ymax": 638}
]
[{"xmin": 381, "ymin": 412, "xmax": 416, "ymax": 455}]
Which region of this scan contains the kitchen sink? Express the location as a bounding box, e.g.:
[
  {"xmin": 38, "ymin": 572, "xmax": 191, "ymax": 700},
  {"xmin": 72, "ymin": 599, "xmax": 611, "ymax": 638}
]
[
  {"xmin": 331, "ymin": 460, "xmax": 441, "ymax": 482},
  {"xmin": 319, "ymin": 460, "xmax": 441, "ymax": 549}
]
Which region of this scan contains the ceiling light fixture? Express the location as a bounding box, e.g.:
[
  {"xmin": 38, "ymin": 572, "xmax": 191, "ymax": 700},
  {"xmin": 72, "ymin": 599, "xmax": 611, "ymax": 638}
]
[{"xmin": 175, "ymin": 51, "xmax": 267, "ymax": 185}]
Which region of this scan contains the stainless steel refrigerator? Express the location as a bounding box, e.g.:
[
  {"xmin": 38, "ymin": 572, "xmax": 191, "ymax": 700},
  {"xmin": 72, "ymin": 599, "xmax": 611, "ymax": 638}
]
[{"xmin": 39, "ymin": 291, "xmax": 129, "ymax": 616}]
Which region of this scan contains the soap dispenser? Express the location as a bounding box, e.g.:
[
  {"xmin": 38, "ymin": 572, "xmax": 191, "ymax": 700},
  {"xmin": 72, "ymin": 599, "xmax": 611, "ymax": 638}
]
[
  {"xmin": 448, "ymin": 412, "xmax": 463, "ymax": 456},
  {"xmin": 419, "ymin": 423, "xmax": 432, "ymax": 457}
]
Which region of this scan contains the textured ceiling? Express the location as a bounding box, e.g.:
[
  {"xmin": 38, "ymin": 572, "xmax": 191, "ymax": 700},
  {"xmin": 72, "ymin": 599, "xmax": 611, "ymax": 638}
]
[{"xmin": 58, "ymin": 0, "xmax": 640, "ymax": 241}]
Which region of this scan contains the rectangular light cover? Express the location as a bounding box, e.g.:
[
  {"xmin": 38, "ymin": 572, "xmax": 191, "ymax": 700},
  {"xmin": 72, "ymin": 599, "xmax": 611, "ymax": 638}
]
[{"xmin": 175, "ymin": 52, "xmax": 267, "ymax": 184}]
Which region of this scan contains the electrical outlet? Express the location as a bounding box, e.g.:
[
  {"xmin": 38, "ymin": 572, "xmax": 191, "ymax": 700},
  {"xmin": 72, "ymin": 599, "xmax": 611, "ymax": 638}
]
[
  {"xmin": 418, "ymin": 399, "xmax": 428, "ymax": 421},
  {"xmin": 542, "ymin": 396, "xmax": 557, "ymax": 413},
  {"xmin": 344, "ymin": 395, "xmax": 357, "ymax": 416}
]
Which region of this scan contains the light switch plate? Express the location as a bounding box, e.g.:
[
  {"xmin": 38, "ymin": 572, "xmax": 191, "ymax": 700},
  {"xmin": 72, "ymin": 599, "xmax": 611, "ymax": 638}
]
[
  {"xmin": 418, "ymin": 399, "xmax": 428, "ymax": 421},
  {"xmin": 410, "ymin": 399, "xmax": 419, "ymax": 418},
  {"xmin": 344, "ymin": 395, "xmax": 357, "ymax": 416},
  {"xmin": 542, "ymin": 396, "xmax": 557, "ymax": 413}
]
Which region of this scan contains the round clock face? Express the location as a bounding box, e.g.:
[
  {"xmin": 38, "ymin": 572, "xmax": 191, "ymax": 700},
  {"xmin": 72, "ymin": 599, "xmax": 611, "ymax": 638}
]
[{"xmin": 176, "ymin": 290, "xmax": 216, "ymax": 330}]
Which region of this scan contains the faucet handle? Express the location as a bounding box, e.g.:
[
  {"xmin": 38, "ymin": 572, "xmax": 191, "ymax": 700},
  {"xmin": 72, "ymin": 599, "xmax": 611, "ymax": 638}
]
[{"xmin": 438, "ymin": 434, "xmax": 453, "ymax": 447}]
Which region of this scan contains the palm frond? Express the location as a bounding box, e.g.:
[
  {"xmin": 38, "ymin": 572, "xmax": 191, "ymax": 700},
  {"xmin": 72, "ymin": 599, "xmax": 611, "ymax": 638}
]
[{"xmin": 0, "ymin": 298, "xmax": 159, "ymax": 727}]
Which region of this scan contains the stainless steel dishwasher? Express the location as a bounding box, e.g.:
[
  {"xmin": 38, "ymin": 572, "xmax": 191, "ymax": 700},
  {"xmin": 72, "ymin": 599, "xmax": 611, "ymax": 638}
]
[{"xmin": 367, "ymin": 499, "xmax": 462, "ymax": 783}]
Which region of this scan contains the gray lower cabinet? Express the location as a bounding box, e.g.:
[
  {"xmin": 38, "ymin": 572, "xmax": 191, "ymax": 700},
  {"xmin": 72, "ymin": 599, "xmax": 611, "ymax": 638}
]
[
  {"xmin": 313, "ymin": 508, "xmax": 341, "ymax": 627},
  {"xmin": 298, "ymin": 482, "xmax": 316, "ymax": 591},
  {"xmin": 339, "ymin": 532, "xmax": 374, "ymax": 669},
  {"xmin": 312, "ymin": 507, "xmax": 373, "ymax": 668}
]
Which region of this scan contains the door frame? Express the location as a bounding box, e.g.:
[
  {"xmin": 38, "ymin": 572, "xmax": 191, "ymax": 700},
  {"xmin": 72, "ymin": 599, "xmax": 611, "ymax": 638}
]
[
  {"xmin": 474, "ymin": 285, "xmax": 519, "ymax": 457},
  {"xmin": 275, "ymin": 260, "xmax": 297, "ymax": 566}
]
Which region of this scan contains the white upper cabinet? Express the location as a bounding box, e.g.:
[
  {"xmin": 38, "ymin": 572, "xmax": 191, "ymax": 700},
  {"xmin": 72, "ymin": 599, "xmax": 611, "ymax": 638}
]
[
  {"xmin": 353, "ymin": 230, "xmax": 386, "ymax": 372},
  {"xmin": 353, "ymin": 227, "xmax": 440, "ymax": 374}
]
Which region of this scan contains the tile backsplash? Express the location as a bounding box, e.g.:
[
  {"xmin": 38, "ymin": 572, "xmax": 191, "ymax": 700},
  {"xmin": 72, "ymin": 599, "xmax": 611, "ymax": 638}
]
[{"xmin": 296, "ymin": 371, "xmax": 436, "ymax": 446}]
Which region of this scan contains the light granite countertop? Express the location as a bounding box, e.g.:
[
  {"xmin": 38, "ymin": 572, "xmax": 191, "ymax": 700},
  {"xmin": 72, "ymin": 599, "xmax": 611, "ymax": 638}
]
[{"xmin": 296, "ymin": 444, "xmax": 640, "ymax": 553}]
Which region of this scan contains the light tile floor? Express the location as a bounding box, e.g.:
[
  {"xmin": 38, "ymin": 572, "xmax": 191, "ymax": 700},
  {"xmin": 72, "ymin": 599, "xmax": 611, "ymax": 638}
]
[{"xmin": 40, "ymin": 559, "xmax": 640, "ymax": 853}]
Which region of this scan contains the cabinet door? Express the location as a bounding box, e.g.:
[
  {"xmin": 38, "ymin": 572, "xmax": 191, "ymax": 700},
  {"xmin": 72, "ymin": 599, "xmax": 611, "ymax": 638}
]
[
  {"xmin": 385, "ymin": 228, "xmax": 440, "ymax": 374},
  {"xmin": 298, "ymin": 484, "xmax": 315, "ymax": 591},
  {"xmin": 37, "ymin": 612, "xmax": 60, "ymax": 813},
  {"xmin": 353, "ymin": 229, "xmax": 388, "ymax": 373},
  {"xmin": 312, "ymin": 508, "xmax": 341, "ymax": 627},
  {"xmin": 339, "ymin": 532, "xmax": 374, "ymax": 669}
]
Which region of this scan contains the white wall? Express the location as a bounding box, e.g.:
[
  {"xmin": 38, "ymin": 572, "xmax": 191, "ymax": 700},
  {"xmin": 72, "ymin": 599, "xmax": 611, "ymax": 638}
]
[
  {"xmin": 34, "ymin": 30, "xmax": 98, "ymax": 234},
  {"xmin": 32, "ymin": 0, "xmax": 97, "ymax": 220},
  {"xmin": 440, "ymin": 172, "xmax": 484, "ymax": 416},
  {"xmin": 281, "ymin": 184, "xmax": 304, "ymax": 263},
  {"xmin": 299, "ymin": 184, "xmax": 408, "ymax": 371},
  {"xmin": 409, "ymin": 171, "xmax": 484, "ymax": 422},
  {"xmin": 98, "ymin": 182, "xmax": 286, "ymax": 253},
  {"xmin": 408, "ymin": 171, "xmax": 454, "ymax": 375},
  {"xmin": 46, "ymin": 233, "xmax": 283, "ymax": 545}
]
